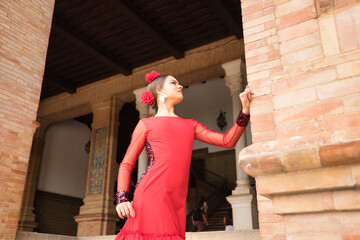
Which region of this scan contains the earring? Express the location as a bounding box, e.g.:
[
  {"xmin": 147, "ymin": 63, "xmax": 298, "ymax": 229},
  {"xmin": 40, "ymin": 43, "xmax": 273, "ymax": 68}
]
[{"xmin": 159, "ymin": 92, "xmax": 168, "ymax": 103}]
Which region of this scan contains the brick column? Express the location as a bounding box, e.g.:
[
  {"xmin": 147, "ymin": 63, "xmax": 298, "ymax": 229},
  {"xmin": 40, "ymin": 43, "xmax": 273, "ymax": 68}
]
[
  {"xmin": 239, "ymin": 0, "xmax": 360, "ymax": 239},
  {"xmin": 222, "ymin": 59, "xmax": 255, "ymax": 230},
  {"xmin": 18, "ymin": 120, "xmax": 50, "ymax": 231},
  {"xmin": 75, "ymin": 97, "xmax": 125, "ymax": 236},
  {"xmin": 0, "ymin": 1, "xmax": 55, "ymax": 240},
  {"xmin": 133, "ymin": 87, "xmax": 149, "ymax": 181}
]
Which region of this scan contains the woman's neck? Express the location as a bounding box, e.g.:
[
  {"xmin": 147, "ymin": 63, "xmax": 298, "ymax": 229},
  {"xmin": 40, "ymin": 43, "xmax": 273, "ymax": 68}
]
[{"xmin": 155, "ymin": 101, "xmax": 177, "ymax": 116}]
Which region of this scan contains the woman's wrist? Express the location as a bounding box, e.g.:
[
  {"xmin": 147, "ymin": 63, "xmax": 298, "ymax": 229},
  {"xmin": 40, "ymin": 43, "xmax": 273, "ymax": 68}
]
[{"xmin": 242, "ymin": 107, "xmax": 250, "ymax": 116}]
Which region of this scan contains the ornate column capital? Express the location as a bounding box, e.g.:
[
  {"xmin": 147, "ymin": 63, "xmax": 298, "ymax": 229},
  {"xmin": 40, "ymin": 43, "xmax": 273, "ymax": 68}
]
[
  {"xmin": 133, "ymin": 87, "xmax": 149, "ymax": 119},
  {"xmin": 222, "ymin": 59, "xmax": 246, "ymax": 96}
]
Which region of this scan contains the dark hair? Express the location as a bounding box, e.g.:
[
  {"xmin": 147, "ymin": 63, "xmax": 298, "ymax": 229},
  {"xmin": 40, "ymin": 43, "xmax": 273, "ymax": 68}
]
[
  {"xmin": 146, "ymin": 75, "xmax": 169, "ymax": 117},
  {"xmin": 199, "ymin": 196, "xmax": 205, "ymax": 206}
]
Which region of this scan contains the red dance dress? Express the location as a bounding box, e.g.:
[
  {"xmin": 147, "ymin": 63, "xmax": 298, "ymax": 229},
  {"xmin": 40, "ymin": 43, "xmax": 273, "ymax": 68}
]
[{"xmin": 114, "ymin": 111, "xmax": 250, "ymax": 240}]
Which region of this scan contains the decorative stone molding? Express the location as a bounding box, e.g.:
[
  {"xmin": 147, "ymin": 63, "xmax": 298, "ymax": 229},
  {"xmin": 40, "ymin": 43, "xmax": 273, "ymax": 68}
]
[{"xmin": 239, "ymin": 140, "xmax": 360, "ymax": 178}]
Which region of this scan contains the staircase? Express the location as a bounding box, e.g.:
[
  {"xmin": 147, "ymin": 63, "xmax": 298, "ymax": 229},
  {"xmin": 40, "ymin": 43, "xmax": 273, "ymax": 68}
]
[
  {"xmin": 186, "ymin": 165, "xmax": 235, "ymax": 232},
  {"xmin": 205, "ymin": 199, "xmax": 232, "ymax": 231}
]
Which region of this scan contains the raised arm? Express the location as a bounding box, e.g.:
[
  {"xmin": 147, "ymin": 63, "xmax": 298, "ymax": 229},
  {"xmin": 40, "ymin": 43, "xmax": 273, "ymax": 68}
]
[
  {"xmin": 193, "ymin": 111, "xmax": 250, "ymax": 148},
  {"xmin": 116, "ymin": 119, "xmax": 147, "ymax": 205}
]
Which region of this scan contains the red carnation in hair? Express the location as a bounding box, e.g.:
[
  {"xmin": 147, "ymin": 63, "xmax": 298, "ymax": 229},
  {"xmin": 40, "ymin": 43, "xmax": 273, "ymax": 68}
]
[
  {"xmin": 145, "ymin": 70, "xmax": 161, "ymax": 83},
  {"xmin": 140, "ymin": 91, "xmax": 155, "ymax": 105}
]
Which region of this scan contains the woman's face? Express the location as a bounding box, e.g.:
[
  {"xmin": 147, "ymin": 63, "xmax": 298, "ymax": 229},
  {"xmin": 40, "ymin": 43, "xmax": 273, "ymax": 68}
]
[{"xmin": 158, "ymin": 75, "xmax": 183, "ymax": 104}]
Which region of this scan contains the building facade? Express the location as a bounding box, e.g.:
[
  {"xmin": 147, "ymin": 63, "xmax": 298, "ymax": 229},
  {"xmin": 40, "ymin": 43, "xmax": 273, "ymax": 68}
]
[{"xmin": 0, "ymin": 0, "xmax": 359, "ymax": 240}]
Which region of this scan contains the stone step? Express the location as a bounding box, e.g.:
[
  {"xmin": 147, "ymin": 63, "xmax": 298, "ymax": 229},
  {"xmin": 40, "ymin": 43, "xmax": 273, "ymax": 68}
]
[{"xmin": 16, "ymin": 230, "xmax": 260, "ymax": 240}]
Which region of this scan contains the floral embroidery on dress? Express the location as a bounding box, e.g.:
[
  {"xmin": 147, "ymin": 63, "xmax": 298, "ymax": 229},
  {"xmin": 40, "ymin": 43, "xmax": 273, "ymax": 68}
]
[{"xmin": 135, "ymin": 139, "xmax": 154, "ymax": 189}]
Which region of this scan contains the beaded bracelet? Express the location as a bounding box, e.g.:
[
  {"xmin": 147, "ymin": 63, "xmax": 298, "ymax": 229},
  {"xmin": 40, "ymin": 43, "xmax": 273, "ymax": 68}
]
[
  {"xmin": 235, "ymin": 111, "xmax": 250, "ymax": 127},
  {"xmin": 116, "ymin": 190, "xmax": 129, "ymax": 205}
]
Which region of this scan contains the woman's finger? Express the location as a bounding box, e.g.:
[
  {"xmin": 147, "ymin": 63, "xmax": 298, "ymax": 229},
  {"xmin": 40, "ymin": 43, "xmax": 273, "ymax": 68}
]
[
  {"xmin": 116, "ymin": 205, "xmax": 124, "ymax": 219},
  {"xmin": 128, "ymin": 202, "xmax": 136, "ymax": 217},
  {"xmin": 247, "ymin": 91, "xmax": 252, "ymax": 101},
  {"xmin": 123, "ymin": 206, "xmax": 130, "ymax": 218}
]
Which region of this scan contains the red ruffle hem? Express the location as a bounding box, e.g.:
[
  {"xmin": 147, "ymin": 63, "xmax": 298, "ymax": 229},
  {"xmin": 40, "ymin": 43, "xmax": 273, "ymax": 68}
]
[{"xmin": 115, "ymin": 229, "xmax": 185, "ymax": 240}]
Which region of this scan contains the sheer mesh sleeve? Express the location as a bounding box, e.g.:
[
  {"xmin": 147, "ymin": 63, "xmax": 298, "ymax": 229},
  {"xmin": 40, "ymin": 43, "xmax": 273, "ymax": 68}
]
[
  {"xmin": 193, "ymin": 111, "xmax": 250, "ymax": 148},
  {"xmin": 116, "ymin": 119, "xmax": 147, "ymax": 204}
]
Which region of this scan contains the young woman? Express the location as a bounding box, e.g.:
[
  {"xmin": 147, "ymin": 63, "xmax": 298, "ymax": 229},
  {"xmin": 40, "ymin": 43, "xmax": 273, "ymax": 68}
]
[
  {"xmin": 114, "ymin": 71, "xmax": 253, "ymax": 240},
  {"xmin": 199, "ymin": 196, "xmax": 208, "ymax": 227}
]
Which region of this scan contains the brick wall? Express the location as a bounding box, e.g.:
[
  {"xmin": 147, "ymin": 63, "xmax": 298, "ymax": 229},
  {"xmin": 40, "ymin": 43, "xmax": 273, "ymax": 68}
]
[
  {"xmin": 0, "ymin": 1, "xmax": 54, "ymax": 240},
  {"xmin": 240, "ymin": 0, "xmax": 360, "ymax": 239}
]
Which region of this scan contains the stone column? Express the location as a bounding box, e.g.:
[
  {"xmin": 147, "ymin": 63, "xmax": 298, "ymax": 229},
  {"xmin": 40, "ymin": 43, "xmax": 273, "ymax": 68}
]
[
  {"xmin": 18, "ymin": 120, "xmax": 50, "ymax": 232},
  {"xmin": 133, "ymin": 87, "xmax": 149, "ymax": 181},
  {"xmin": 222, "ymin": 59, "xmax": 254, "ymax": 230},
  {"xmin": 75, "ymin": 96, "xmax": 125, "ymax": 236}
]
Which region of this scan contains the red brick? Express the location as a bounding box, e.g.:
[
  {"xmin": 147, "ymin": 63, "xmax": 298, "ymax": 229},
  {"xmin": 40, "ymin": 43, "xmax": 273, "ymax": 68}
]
[
  {"xmin": 260, "ymin": 236, "xmax": 274, "ymax": 240},
  {"xmin": 242, "ymin": 3, "xmax": 264, "ymax": 15},
  {"xmin": 273, "ymin": 87, "xmax": 317, "ymax": 109},
  {"xmin": 257, "ymin": 198, "xmax": 274, "ymax": 212},
  {"xmin": 247, "ymin": 59, "xmax": 281, "ymax": 74},
  {"xmin": 317, "ymin": 76, "xmax": 360, "ymax": 100},
  {"xmin": 276, "ymin": 120, "xmax": 322, "ymax": 139},
  {"xmin": 246, "ymin": 51, "xmax": 280, "ymax": 66},
  {"xmin": 335, "ymin": 8, "xmax": 358, "ymax": 52},
  {"xmin": 320, "ymin": 141, "xmax": 360, "ymax": 167},
  {"xmin": 333, "ymin": 190, "xmax": 360, "ymax": 210},
  {"xmin": 246, "ymin": 43, "xmax": 278, "ymax": 58},
  {"xmin": 278, "ymin": 19, "xmax": 319, "ymax": 42},
  {"xmin": 281, "ymin": 45, "xmax": 323, "ymax": 65},
  {"xmin": 260, "ymin": 223, "xmax": 275, "ymax": 235},
  {"xmin": 279, "ymin": 32, "xmax": 321, "ymax": 55},
  {"xmin": 352, "ymin": 164, "xmax": 360, "ymax": 186},
  {"xmin": 274, "ymin": 99, "xmax": 343, "ymax": 125},
  {"xmin": 286, "ymin": 212, "xmax": 360, "ymax": 234},
  {"xmin": 334, "ymin": 0, "xmax": 358, "ymax": 8},
  {"xmin": 245, "ymin": 39, "xmax": 268, "ymax": 51},
  {"xmin": 259, "ymin": 213, "xmax": 284, "ymax": 223},
  {"xmin": 243, "ymin": 9, "xmax": 263, "ymax": 22},
  {"xmin": 251, "ymin": 112, "xmax": 275, "ymax": 123},
  {"xmin": 253, "ymin": 129, "xmax": 277, "ymax": 142},
  {"xmin": 274, "ymin": 235, "xmax": 286, "ymax": 240},
  {"xmin": 276, "ymin": 0, "xmax": 315, "ymax": 17},
  {"xmin": 277, "ymin": 6, "xmax": 316, "ymax": 30},
  {"xmin": 265, "ymin": 20, "xmax": 276, "ymax": 29},
  {"xmin": 256, "ymin": 166, "xmax": 354, "ymax": 195},
  {"xmin": 252, "ymin": 119, "xmax": 276, "ymax": 132},
  {"xmin": 322, "ymin": 192, "xmax": 335, "ymax": 210},
  {"xmin": 244, "ymin": 14, "xmax": 276, "ymax": 29},
  {"xmin": 272, "ymin": 68, "xmax": 337, "ymax": 95}
]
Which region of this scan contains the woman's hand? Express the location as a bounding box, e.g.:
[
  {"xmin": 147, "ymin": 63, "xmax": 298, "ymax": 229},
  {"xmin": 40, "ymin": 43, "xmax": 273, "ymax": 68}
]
[
  {"xmin": 116, "ymin": 201, "xmax": 135, "ymax": 219},
  {"xmin": 239, "ymin": 85, "xmax": 254, "ymax": 115}
]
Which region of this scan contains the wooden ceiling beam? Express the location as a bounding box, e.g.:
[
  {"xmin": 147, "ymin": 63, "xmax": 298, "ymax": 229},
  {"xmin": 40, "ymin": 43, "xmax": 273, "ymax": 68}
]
[
  {"xmin": 208, "ymin": 0, "xmax": 243, "ymax": 39},
  {"xmin": 105, "ymin": 0, "xmax": 184, "ymax": 59},
  {"xmin": 45, "ymin": 75, "xmax": 77, "ymax": 94},
  {"xmin": 52, "ymin": 17, "xmax": 132, "ymax": 75}
]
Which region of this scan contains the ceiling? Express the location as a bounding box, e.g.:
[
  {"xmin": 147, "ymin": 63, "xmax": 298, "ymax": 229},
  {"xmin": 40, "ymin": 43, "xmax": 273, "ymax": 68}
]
[{"xmin": 40, "ymin": 0, "xmax": 243, "ymax": 100}]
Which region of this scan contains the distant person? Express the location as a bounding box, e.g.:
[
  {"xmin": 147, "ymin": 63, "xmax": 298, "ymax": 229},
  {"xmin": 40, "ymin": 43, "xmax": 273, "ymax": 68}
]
[
  {"xmin": 199, "ymin": 196, "xmax": 208, "ymax": 225},
  {"xmin": 192, "ymin": 202, "xmax": 208, "ymax": 232},
  {"xmin": 223, "ymin": 210, "xmax": 233, "ymax": 231}
]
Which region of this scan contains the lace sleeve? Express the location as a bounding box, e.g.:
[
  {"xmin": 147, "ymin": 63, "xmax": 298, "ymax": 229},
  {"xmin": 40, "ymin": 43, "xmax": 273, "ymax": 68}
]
[
  {"xmin": 116, "ymin": 119, "xmax": 147, "ymax": 205},
  {"xmin": 193, "ymin": 111, "xmax": 250, "ymax": 148}
]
